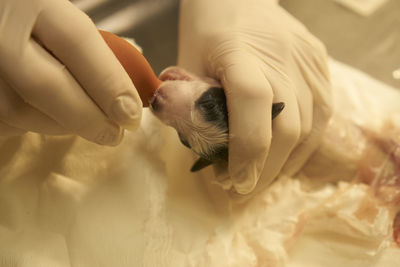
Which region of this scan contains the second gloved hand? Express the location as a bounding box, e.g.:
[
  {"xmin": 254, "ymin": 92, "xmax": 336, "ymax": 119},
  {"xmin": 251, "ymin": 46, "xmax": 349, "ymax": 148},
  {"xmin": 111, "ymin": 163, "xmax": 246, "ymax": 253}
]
[
  {"xmin": 0, "ymin": 0, "xmax": 142, "ymax": 145},
  {"xmin": 179, "ymin": 0, "xmax": 332, "ymax": 195}
]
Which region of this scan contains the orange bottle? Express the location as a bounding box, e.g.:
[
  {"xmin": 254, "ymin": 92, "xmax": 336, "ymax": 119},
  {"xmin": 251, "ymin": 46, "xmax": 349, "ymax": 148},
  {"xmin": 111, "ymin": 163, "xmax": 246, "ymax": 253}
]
[{"xmin": 99, "ymin": 30, "xmax": 161, "ymax": 107}]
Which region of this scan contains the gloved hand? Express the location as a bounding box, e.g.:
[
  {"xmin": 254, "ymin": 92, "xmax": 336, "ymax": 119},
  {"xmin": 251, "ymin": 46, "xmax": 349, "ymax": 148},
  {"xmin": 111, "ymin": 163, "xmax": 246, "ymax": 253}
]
[
  {"xmin": 178, "ymin": 0, "xmax": 332, "ymax": 195},
  {"xmin": 0, "ymin": 0, "xmax": 142, "ymax": 145}
]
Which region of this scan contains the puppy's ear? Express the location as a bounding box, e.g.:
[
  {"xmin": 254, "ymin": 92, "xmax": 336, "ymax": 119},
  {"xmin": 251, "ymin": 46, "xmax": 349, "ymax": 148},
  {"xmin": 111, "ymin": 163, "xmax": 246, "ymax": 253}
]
[
  {"xmin": 190, "ymin": 157, "xmax": 213, "ymax": 172},
  {"xmin": 272, "ymin": 102, "xmax": 285, "ymax": 119},
  {"xmin": 159, "ymin": 66, "xmax": 197, "ymax": 81}
]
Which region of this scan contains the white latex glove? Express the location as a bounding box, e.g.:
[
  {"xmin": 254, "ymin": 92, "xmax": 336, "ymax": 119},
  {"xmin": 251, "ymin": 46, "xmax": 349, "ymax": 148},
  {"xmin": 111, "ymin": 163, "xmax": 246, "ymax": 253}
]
[
  {"xmin": 0, "ymin": 0, "xmax": 142, "ymax": 145},
  {"xmin": 179, "ymin": 0, "xmax": 332, "ymax": 195}
]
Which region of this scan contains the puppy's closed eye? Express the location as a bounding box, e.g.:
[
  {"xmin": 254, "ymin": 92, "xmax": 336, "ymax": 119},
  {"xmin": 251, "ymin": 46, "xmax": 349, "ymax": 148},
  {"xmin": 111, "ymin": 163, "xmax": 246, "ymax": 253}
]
[{"xmin": 195, "ymin": 87, "xmax": 228, "ymax": 129}]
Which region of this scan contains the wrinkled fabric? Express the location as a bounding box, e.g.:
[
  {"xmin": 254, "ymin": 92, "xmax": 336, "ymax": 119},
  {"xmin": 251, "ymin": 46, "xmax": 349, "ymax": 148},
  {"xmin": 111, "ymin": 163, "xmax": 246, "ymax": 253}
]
[{"xmin": 0, "ymin": 59, "xmax": 400, "ymax": 266}]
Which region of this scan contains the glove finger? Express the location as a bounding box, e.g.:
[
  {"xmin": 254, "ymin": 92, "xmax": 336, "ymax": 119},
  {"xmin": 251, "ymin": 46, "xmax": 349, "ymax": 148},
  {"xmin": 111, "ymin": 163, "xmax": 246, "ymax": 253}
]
[
  {"xmin": 33, "ymin": 0, "xmax": 142, "ymax": 130},
  {"xmin": 251, "ymin": 72, "xmax": 301, "ymax": 194},
  {"xmin": 0, "ymin": 120, "xmax": 26, "ymax": 137},
  {"xmin": 220, "ymin": 57, "xmax": 302, "ymax": 195},
  {"xmin": 219, "ymin": 56, "xmax": 274, "ymax": 194},
  {"xmin": 283, "ymin": 43, "xmax": 332, "ymax": 175},
  {"xmin": 6, "ymin": 38, "xmax": 122, "ymax": 146},
  {"xmin": 0, "ymin": 77, "xmax": 67, "ymax": 135},
  {"xmin": 289, "ymin": 67, "xmax": 313, "ymax": 145},
  {"xmin": 0, "ymin": 0, "xmax": 39, "ymax": 57}
]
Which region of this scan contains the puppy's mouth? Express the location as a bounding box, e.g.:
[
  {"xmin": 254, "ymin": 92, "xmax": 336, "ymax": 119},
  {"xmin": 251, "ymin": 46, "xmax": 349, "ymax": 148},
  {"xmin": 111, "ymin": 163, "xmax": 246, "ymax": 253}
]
[
  {"xmin": 150, "ymin": 69, "xmax": 180, "ymax": 108},
  {"xmin": 149, "ymin": 89, "xmax": 166, "ymax": 112}
]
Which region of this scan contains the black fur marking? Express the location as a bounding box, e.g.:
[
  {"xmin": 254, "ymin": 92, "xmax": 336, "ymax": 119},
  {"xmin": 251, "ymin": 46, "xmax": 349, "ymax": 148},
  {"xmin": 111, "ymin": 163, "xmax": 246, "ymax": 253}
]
[
  {"xmin": 272, "ymin": 102, "xmax": 285, "ymax": 119},
  {"xmin": 191, "ymin": 158, "xmax": 213, "ymax": 172},
  {"xmin": 190, "ymin": 146, "xmax": 228, "ymax": 172},
  {"xmin": 178, "ymin": 132, "xmax": 191, "ymax": 148},
  {"xmin": 195, "ymin": 87, "xmax": 228, "ymax": 131}
]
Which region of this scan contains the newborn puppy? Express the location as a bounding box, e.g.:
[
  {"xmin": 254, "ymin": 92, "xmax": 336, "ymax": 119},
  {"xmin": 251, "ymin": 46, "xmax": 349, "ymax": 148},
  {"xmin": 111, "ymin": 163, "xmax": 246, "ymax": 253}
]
[{"xmin": 149, "ymin": 67, "xmax": 284, "ymax": 172}]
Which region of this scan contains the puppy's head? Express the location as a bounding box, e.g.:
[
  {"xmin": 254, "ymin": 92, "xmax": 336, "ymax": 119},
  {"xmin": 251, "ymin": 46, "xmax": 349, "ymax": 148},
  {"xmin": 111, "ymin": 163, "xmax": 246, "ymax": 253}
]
[
  {"xmin": 150, "ymin": 67, "xmax": 229, "ymax": 171},
  {"xmin": 150, "ymin": 67, "xmax": 284, "ymax": 172}
]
